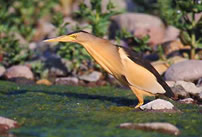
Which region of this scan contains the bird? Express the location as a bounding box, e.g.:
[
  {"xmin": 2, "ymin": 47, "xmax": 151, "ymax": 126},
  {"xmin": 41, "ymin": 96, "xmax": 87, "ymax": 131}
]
[{"xmin": 44, "ymin": 30, "xmax": 175, "ymax": 108}]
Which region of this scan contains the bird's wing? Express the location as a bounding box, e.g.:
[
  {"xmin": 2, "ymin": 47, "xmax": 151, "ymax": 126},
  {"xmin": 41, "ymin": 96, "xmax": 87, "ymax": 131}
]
[{"xmin": 118, "ymin": 47, "xmax": 174, "ymax": 97}]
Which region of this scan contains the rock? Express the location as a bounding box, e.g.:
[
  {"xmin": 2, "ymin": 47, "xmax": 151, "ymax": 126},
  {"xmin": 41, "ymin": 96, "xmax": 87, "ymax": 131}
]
[
  {"xmin": 162, "ymin": 39, "xmax": 184, "ymax": 56},
  {"xmin": 196, "ymin": 78, "xmax": 202, "ymax": 87},
  {"xmin": 29, "ymin": 42, "xmax": 37, "ymax": 51},
  {"xmin": 119, "ymin": 122, "xmax": 180, "ymax": 136},
  {"xmin": 166, "ymin": 81, "xmax": 176, "ymax": 88},
  {"xmin": 42, "ymin": 51, "xmax": 68, "ymax": 77},
  {"xmin": 0, "ymin": 116, "xmax": 19, "ymax": 133},
  {"xmin": 33, "ymin": 18, "xmax": 56, "ymax": 41},
  {"xmin": 171, "ymin": 84, "xmax": 190, "ymax": 99},
  {"xmin": 163, "ymin": 25, "xmax": 180, "ymax": 43},
  {"xmin": 79, "ymin": 71, "xmax": 102, "ymax": 82},
  {"xmin": 13, "ymin": 32, "xmax": 28, "ymax": 45},
  {"xmin": 4, "ymin": 65, "xmax": 34, "ymax": 80},
  {"xmin": 109, "ymin": 13, "xmax": 166, "ymax": 46},
  {"xmin": 55, "ymin": 77, "xmax": 79, "ymax": 85},
  {"xmin": 197, "ymin": 92, "xmax": 202, "ymax": 102},
  {"xmin": 59, "ymin": 0, "xmax": 74, "ymax": 16},
  {"xmin": 0, "ymin": 66, "xmax": 5, "ymax": 77},
  {"xmin": 140, "ymin": 99, "xmax": 174, "ymax": 110},
  {"xmin": 36, "ymin": 79, "xmax": 52, "ymax": 86},
  {"xmin": 151, "ymin": 61, "xmax": 169, "ymax": 75},
  {"xmin": 170, "ymin": 81, "xmax": 202, "ymax": 99},
  {"xmin": 179, "ymin": 98, "xmax": 195, "ymax": 104},
  {"xmin": 173, "ymin": 81, "xmax": 201, "ymax": 95},
  {"xmin": 165, "ymin": 60, "xmax": 202, "ymax": 81}
]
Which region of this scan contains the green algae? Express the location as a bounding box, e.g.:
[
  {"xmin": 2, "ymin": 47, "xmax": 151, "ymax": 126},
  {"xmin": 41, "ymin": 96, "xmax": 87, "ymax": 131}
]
[{"xmin": 0, "ymin": 80, "xmax": 202, "ymax": 137}]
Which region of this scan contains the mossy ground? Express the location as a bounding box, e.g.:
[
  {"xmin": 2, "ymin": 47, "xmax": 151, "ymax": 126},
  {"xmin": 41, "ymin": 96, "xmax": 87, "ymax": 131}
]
[{"xmin": 0, "ymin": 80, "xmax": 201, "ymax": 137}]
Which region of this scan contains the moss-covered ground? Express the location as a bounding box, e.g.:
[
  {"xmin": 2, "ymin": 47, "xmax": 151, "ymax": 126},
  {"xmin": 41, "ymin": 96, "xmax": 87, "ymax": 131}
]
[{"xmin": 0, "ymin": 80, "xmax": 201, "ymax": 137}]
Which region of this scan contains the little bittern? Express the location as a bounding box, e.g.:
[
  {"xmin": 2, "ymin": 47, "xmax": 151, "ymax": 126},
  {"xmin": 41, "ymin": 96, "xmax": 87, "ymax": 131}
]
[{"xmin": 44, "ymin": 31, "xmax": 174, "ymax": 108}]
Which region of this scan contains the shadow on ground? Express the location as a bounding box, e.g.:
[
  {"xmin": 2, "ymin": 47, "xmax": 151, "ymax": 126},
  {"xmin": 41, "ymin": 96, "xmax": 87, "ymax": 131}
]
[{"xmin": 2, "ymin": 89, "xmax": 151, "ymax": 107}]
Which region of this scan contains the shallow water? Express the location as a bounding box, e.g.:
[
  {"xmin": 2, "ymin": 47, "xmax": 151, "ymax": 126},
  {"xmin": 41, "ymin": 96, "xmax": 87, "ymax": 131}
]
[{"xmin": 0, "ymin": 81, "xmax": 201, "ymax": 137}]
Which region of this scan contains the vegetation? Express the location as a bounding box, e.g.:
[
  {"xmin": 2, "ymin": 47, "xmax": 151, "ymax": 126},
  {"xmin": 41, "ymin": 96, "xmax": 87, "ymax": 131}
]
[
  {"xmin": 74, "ymin": 0, "xmax": 121, "ymax": 37},
  {"xmin": 115, "ymin": 29, "xmax": 152, "ymax": 53},
  {"xmin": 0, "ymin": 0, "xmax": 57, "ymax": 67},
  {"xmin": 157, "ymin": 0, "xmax": 202, "ymax": 59},
  {"xmin": 133, "ymin": 0, "xmax": 202, "ymax": 59}
]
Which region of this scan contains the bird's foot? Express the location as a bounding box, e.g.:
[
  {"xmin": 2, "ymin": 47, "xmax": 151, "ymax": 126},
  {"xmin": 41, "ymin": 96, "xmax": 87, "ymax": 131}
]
[{"xmin": 135, "ymin": 102, "xmax": 143, "ymax": 109}]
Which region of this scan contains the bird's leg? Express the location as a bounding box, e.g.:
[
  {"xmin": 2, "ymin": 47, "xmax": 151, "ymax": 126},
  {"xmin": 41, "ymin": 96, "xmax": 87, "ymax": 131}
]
[
  {"xmin": 130, "ymin": 86, "xmax": 144, "ymax": 109},
  {"xmin": 134, "ymin": 94, "xmax": 144, "ymax": 109}
]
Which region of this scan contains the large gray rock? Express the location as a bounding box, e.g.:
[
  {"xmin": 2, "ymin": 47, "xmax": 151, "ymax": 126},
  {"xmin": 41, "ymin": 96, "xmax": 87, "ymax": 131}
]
[
  {"xmin": 140, "ymin": 99, "xmax": 174, "ymax": 110},
  {"xmin": 109, "ymin": 13, "xmax": 166, "ymax": 46},
  {"xmin": 119, "ymin": 122, "xmax": 180, "ymax": 136},
  {"xmin": 79, "ymin": 71, "xmax": 102, "ymax": 82},
  {"xmin": 165, "ymin": 60, "xmax": 202, "ymax": 81},
  {"xmin": 0, "ymin": 66, "xmax": 5, "ymax": 77},
  {"xmin": 4, "ymin": 65, "xmax": 34, "ymax": 80}
]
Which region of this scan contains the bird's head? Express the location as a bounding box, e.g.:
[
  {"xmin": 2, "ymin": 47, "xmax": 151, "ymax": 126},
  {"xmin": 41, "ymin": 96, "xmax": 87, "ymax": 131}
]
[{"xmin": 44, "ymin": 30, "xmax": 92, "ymax": 44}]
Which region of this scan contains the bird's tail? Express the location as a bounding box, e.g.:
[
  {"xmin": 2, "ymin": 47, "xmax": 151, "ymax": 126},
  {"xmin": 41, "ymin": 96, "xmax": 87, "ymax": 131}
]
[{"xmin": 162, "ymin": 82, "xmax": 176, "ymax": 100}]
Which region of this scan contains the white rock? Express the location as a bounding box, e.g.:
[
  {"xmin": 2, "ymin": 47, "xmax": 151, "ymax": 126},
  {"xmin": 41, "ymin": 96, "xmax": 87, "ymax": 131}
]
[
  {"xmin": 175, "ymin": 81, "xmax": 201, "ymax": 95},
  {"xmin": 4, "ymin": 65, "xmax": 34, "ymax": 80},
  {"xmin": 140, "ymin": 99, "xmax": 174, "ymax": 110}
]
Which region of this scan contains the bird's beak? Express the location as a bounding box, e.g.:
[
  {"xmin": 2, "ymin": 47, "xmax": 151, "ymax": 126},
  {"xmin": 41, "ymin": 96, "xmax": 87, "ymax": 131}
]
[{"xmin": 43, "ymin": 35, "xmax": 75, "ymax": 43}]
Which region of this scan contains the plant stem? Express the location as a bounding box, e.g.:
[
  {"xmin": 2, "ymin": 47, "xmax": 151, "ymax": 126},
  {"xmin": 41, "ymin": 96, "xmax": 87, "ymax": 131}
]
[
  {"xmin": 190, "ymin": 12, "xmax": 196, "ymax": 59},
  {"xmin": 190, "ymin": 33, "xmax": 196, "ymax": 59}
]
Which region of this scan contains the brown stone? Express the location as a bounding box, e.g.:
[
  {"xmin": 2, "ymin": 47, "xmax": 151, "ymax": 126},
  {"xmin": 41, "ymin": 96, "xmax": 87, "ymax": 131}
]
[
  {"xmin": 162, "ymin": 39, "xmax": 184, "ymax": 56},
  {"xmin": 36, "ymin": 79, "xmax": 52, "ymax": 86},
  {"xmin": 151, "ymin": 61, "xmax": 169, "ymax": 75},
  {"xmin": 4, "ymin": 65, "xmax": 34, "ymax": 80}
]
